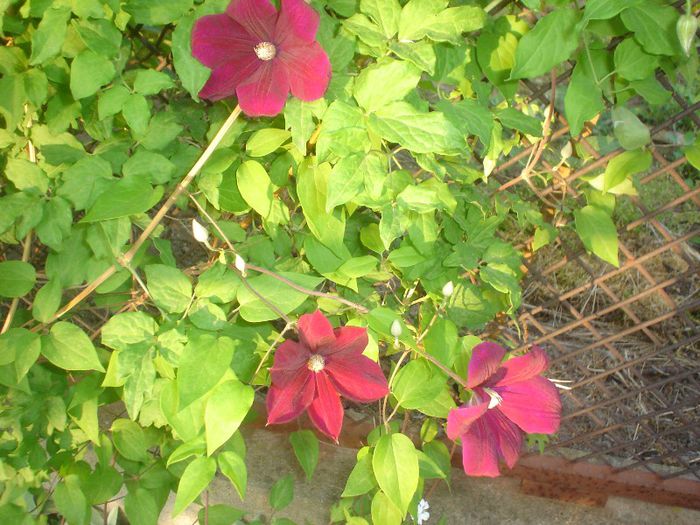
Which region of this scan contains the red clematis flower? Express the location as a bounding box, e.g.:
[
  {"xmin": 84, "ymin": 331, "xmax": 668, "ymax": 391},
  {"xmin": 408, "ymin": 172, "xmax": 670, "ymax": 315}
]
[
  {"xmin": 191, "ymin": 0, "xmax": 331, "ymax": 117},
  {"xmin": 447, "ymin": 342, "xmax": 561, "ymax": 477},
  {"xmin": 266, "ymin": 311, "xmax": 389, "ymax": 441}
]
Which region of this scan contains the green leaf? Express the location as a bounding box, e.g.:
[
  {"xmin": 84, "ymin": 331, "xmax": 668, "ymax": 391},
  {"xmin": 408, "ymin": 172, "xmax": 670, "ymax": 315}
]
[
  {"xmin": 246, "ymin": 129, "xmax": 291, "ymax": 157},
  {"xmin": 123, "ymin": 150, "xmax": 176, "ymax": 184},
  {"xmin": 353, "ymin": 59, "xmax": 421, "ymax": 113},
  {"xmin": 29, "ymin": 6, "xmax": 71, "ymax": 65},
  {"xmin": 124, "ymin": 488, "xmax": 161, "ymax": 525},
  {"xmin": 423, "ymin": 318, "xmax": 459, "ymax": 368},
  {"xmin": 316, "ymin": 100, "xmax": 370, "ymax": 161},
  {"xmin": 5, "ymin": 158, "xmax": 48, "ymax": 193},
  {"xmin": 372, "ymin": 433, "xmax": 419, "ymax": 514},
  {"xmin": 284, "ymin": 98, "xmax": 321, "ymax": 152},
  {"xmin": 398, "ymin": 0, "xmax": 446, "ymax": 41},
  {"xmin": 511, "ymin": 9, "xmax": 581, "ymax": 79},
  {"xmin": 198, "ymin": 505, "xmax": 245, "ymax": 525},
  {"xmin": 82, "ymin": 177, "xmax": 162, "ymax": 222},
  {"xmin": 614, "ymin": 38, "xmax": 659, "ymax": 81},
  {"xmin": 574, "ymin": 205, "xmax": 619, "ymax": 266},
  {"xmin": 218, "ymin": 451, "xmax": 248, "ymax": 501},
  {"xmin": 134, "ymin": 70, "xmax": 175, "ymax": 95},
  {"xmin": 32, "ymin": 279, "xmax": 62, "ymax": 323},
  {"xmin": 438, "ymin": 99, "xmax": 493, "ymax": 148},
  {"xmin": 269, "ymin": 475, "xmax": 294, "ymax": 511},
  {"xmin": 0, "ymin": 328, "xmax": 39, "ymax": 368},
  {"xmin": 177, "ymin": 335, "xmax": 235, "ymax": 409},
  {"xmin": 0, "ymin": 74, "xmax": 26, "ymax": 131},
  {"xmin": 423, "ymin": 6, "xmax": 486, "ymax": 43},
  {"xmin": 125, "ymin": 0, "xmax": 194, "ymax": 25},
  {"xmin": 237, "ymin": 160, "xmax": 274, "ymax": 218},
  {"xmin": 583, "ymin": 0, "xmax": 643, "ymax": 23},
  {"xmin": 290, "ymin": 430, "xmax": 319, "ymax": 481},
  {"xmin": 360, "ymin": 0, "xmax": 401, "ymax": 38},
  {"xmin": 74, "ymin": 18, "xmax": 123, "ymax": 58},
  {"xmin": 57, "ymin": 155, "xmax": 114, "ymax": 211},
  {"xmin": 98, "ymin": 85, "xmax": 130, "ymax": 120},
  {"xmin": 683, "ymin": 137, "xmax": 700, "ymax": 170},
  {"xmin": 494, "ymin": 108, "xmax": 542, "ymax": 137},
  {"xmin": 602, "ymin": 150, "xmax": 651, "ymax": 191},
  {"xmin": 122, "ymin": 93, "xmax": 151, "ymax": 137},
  {"xmin": 172, "ymin": 12, "xmax": 211, "ymax": 100},
  {"xmin": 342, "ymin": 449, "xmax": 376, "ymax": 497},
  {"xmin": 369, "ymin": 102, "xmax": 464, "ymax": 155},
  {"xmin": 42, "ymin": 322, "xmax": 104, "ymax": 372},
  {"xmin": 70, "ymin": 50, "xmax": 116, "ymax": 100},
  {"xmin": 392, "ymin": 360, "xmax": 444, "ymax": 411},
  {"xmin": 620, "ymin": 5, "xmax": 680, "ymax": 56},
  {"xmin": 145, "ymin": 264, "xmax": 192, "ymax": 314},
  {"xmin": 205, "ymin": 380, "xmax": 254, "ymax": 455},
  {"xmin": 172, "ymin": 456, "xmax": 217, "ymax": 517},
  {"xmin": 237, "ymin": 272, "xmax": 323, "ymax": 322},
  {"xmin": 0, "ymin": 261, "xmax": 36, "ymax": 298},
  {"xmin": 388, "ymin": 41, "xmax": 436, "ymax": 75},
  {"xmin": 371, "ymin": 491, "xmax": 402, "ymax": 525},
  {"xmin": 54, "ymin": 476, "xmax": 89, "ymax": 525},
  {"xmin": 326, "ymin": 152, "xmax": 386, "ymax": 211},
  {"xmin": 112, "ymin": 419, "xmax": 150, "ymax": 462},
  {"xmin": 564, "ymin": 59, "xmax": 604, "ymax": 137},
  {"xmin": 611, "ymin": 106, "xmax": 650, "ymax": 150}
]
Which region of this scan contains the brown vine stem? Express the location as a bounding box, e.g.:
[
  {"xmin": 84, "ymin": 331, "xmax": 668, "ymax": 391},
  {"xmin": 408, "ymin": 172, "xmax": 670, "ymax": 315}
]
[{"xmin": 47, "ymin": 105, "xmax": 243, "ymax": 323}]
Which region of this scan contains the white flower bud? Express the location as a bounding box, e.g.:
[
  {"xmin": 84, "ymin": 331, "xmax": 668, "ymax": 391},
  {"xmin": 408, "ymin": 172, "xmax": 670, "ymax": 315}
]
[
  {"xmin": 483, "ymin": 157, "xmax": 496, "ymax": 177},
  {"xmin": 560, "ymin": 141, "xmax": 573, "ymax": 160},
  {"xmin": 191, "ymin": 219, "xmax": 209, "ymax": 244},
  {"xmin": 442, "ymin": 281, "xmax": 454, "ymax": 298},
  {"xmin": 390, "ymin": 319, "xmax": 402, "ymax": 338},
  {"xmin": 234, "ymin": 254, "xmax": 247, "ymax": 276}
]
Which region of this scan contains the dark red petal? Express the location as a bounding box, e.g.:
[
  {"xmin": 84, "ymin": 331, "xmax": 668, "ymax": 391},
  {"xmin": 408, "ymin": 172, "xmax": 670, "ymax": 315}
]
[
  {"xmin": 466, "ymin": 342, "xmax": 506, "ymax": 389},
  {"xmin": 297, "ymin": 310, "xmax": 336, "ymax": 352},
  {"xmin": 276, "ymin": 0, "xmax": 320, "ymax": 44},
  {"xmin": 198, "ymin": 57, "xmax": 260, "ymax": 101},
  {"xmin": 191, "ymin": 14, "xmax": 257, "ymax": 69},
  {"xmin": 266, "ymin": 368, "xmax": 315, "ymax": 424},
  {"xmin": 325, "ymin": 355, "xmax": 388, "ymax": 403},
  {"xmin": 496, "ymin": 376, "xmax": 562, "ymax": 434},
  {"xmin": 278, "ymin": 40, "xmax": 331, "ymax": 101},
  {"xmin": 235, "ymin": 60, "xmax": 290, "ymax": 116},
  {"xmin": 459, "ymin": 416, "xmax": 501, "ymax": 477},
  {"xmin": 269, "ymin": 340, "xmax": 309, "ymax": 387},
  {"xmin": 307, "ymin": 372, "xmax": 343, "ymax": 440},
  {"xmin": 446, "ymin": 401, "xmax": 489, "ymax": 441},
  {"xmin": 226, "ymin": 0, "xmax": 278, "ymax": 41},
  {"xmin": 484, "ymin": 409, "xmax": 524, "ymax": 469},
  {"xmin": 319, "ymin": 326, "xmax": 367, "ymax": 359},
  {"xmin": 491, "ymin": 346, "xmax": 549, "ymax": 387}
]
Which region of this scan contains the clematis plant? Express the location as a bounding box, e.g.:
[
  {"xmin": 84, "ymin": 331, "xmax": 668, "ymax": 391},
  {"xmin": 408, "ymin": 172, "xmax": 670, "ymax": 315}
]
[
  {"xmin": 191, "ymin": 0, "xmax": 331, "ymax": 116},
  {"xmin": 447, "ymin": 342, "xmax": 562, "ymax": 477},
  {"xmin": 266, "ymin": 311, "xmax": 389, "ymax": 440}
]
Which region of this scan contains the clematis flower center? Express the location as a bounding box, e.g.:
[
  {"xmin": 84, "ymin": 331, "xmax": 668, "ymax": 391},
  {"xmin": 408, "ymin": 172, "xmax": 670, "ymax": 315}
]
[
  {"xmin": 483, "ymin": 387, "xmax": 503, "ymax": 409},
  {"xmin": 254, "ymin": 41, "xmax": 277, "ymax": 61},
  {"xmin": 307, "ymin": 354, "xmax": 325, "ymax": 372}
]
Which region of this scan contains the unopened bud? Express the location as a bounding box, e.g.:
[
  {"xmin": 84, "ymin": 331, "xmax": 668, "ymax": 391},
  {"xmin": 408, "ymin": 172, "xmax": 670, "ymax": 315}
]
[
  {"xmin": 442, "ymin": 281, "xmax": 454, "ymax": 298},
  {"xmin": 483, "ymin": 157, "xmax": 496, "ymax": 177},
  {"xmin": 677, "ymin": 14, "xmax": 698, "ymax": 56},
  {"xmin": 390, "ymin": 319, "xmax": 402, "ymax": 348},
  {"xmin": 191, "ymin": 219, "xmax": 209, "ymax": 244},
  {"xmin": 234, "ymin": 254, "xmax": 247, "ymax": 276},
  {"xmin": 560, "ymin": 141, "xmax": 573, "ymax": 160}
]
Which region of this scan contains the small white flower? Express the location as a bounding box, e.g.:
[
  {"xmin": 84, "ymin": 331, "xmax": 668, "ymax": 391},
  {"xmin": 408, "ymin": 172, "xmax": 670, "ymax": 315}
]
[
  {"xmin": 191, "ymin": 219, "xmax": 209, "ymax": 244},
  {"xmin": 442, "ymin": 281, "xmax": 454, "ymax": 298},
  {"xmin": 234, "ymin": 254, "xmax": 247, "ymax": 276},
  {"xmin": 483, "ymin": 157, "xmax": 496, "ymax": 177},
  {"xmin": 390, "ymin": 319, "xmax": 402, "ymax": 348},
  {"xmin": 417, "ymin": 499, "xmax": 430, "ymax": 525}
]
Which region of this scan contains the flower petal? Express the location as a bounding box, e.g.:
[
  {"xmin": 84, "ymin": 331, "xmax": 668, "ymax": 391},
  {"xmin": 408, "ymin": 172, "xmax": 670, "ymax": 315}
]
[
  {"xmin": 325, "ymin": 355, "xmax": 388, "ymax": 403},
  {"xmin": 307, "ymin": 372, "xmax": 343, "ymax": 440},
  {"xmin": 277, "ymin": 0, "xmax": 320, "ymax": 44},
  {"xmin": 459, "ymin": 416, "xmax": 501, "ymax": 477},
  {"xmin": 297, "ymin": 310, "xmax": 336, "ymax": 352},
  {"xmin": 226, "ymin": 0, "xmax": 278, "ymax": 41},
  {"xmin": 445, "ymin": 401, "xmax": 489, "ymax": 441},
  {"xmin": 278, "ymin": 40, "xmax": 331, "ymax": 101},
  {"xmin": 491, "ymin": 346, "xmax": 549, "ymax": 387},
  {"xmin": 266, "ymin": 368, "xmax": 315, "ymax": 424},
  {"xmin": 236, "ymin": 60, "xmax": 290, "ymax": 116},
  {"xmin": 467, "ymin": 342, "xmax": 506, "ymax": 388},
  {"xmin": 496, "ymin": 376, "xmax": 562, "ymax": 434},
  {"xmin": 319, "ymin": 326, "xmax": 367, "ymax": 359},
  {"xmin": 192, "ymin": 14, "xmax": 257, "ymax": 69},
  {"xmin": 484, "ymin": 410, "xmax": 524, "ymax": 469},
  {"xmin": 269, "ymin": 340, "xmax": 309, "ymax": 386},
  {"xmin": 198, "ymin": 56, "xmax": 260, "ymax": 101}
]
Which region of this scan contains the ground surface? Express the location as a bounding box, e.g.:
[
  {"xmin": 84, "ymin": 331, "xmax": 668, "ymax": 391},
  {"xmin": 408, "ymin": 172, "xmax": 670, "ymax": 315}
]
[{"xmin": 160, "ymin": 429, "xmax": 700, "ymax": 524}]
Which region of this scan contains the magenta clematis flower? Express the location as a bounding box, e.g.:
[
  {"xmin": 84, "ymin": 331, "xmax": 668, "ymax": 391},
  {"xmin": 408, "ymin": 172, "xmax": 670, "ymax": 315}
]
[
  {"xmin": 447, "ymin": 342, "xmax": 561, "ymax": 477},
  {"xmin": 191, "ymin": 0, "xmax": 331, "ymax": 117},
  {"xmin": 266, "ymin": 311, "xmax": 389, "ymax": 441}
]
